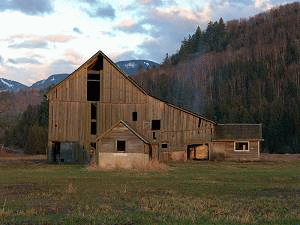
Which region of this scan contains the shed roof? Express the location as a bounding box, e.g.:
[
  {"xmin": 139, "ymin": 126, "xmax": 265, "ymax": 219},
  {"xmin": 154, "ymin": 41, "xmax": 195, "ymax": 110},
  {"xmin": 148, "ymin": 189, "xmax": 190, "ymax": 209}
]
[
  {"xmin": 212, "ymin": 124, "xmax": 263, "ymax": 141},
  {"xmin": 97, "ymin": 120, "xmax": 151, "ymax": 144}
]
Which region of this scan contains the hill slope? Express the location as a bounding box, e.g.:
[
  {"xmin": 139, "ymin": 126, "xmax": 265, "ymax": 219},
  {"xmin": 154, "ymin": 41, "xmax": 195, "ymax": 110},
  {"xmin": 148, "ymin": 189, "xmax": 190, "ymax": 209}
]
[{"xmin": 133, "ymin": 2, "xmax": 300, "ymax": 153}]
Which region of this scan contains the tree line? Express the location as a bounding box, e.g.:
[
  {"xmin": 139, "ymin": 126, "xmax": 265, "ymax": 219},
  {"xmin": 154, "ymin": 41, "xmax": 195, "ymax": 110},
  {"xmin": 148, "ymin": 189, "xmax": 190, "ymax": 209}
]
[
  {"xmin": 4, "ymin": 98, "xmax": 48, "ymax": 154},
  {"xmin": 135, "ymin": 2, "xmax": 300, "ymax": 153}
]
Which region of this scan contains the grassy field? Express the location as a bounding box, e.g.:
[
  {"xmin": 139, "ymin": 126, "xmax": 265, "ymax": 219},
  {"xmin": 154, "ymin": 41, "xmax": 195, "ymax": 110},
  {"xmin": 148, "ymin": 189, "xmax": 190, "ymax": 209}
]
[{"xmin": 0, "ymin": 155, "xmax": 299, "ymax": 224}]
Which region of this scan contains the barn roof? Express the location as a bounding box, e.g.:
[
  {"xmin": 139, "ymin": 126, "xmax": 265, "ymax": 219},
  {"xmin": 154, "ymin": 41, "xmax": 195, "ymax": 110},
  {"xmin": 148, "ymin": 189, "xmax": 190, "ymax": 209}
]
[
  {"xmin": 213, "ymin": 124, "xmax": 263, "ymax": 141},
  {"xmin": 97, "ymin": 120, "xmax": 151, "ymax": 144},
  {"xmin": 46, "ymin": 50, "xmax": 216, "ymax": 124}
]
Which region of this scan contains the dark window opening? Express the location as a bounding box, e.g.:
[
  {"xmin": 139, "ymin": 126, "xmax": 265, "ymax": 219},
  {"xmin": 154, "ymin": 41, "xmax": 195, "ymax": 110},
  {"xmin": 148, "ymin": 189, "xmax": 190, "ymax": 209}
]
[
  {"xmin": 90, "ymin": 143, "xmax": 96, "ymax": 150},
  {"xmin": 91, "ymin": 122, "xmax": 97, "ymax": 135},
  {"xmin": 152, "ymin": 120, "xmax": 161, "ymax": 130},
  {"xmin": 117, "ymin": 141, "xmax": 126, "ymax": 152},
  {"xmin": 153, "ymin": 132, "xmax": 156, "ymax": 139},
  {"xmin": 88, "ymin": 74, "xmax": 100, "ymax": 80},
  {"xmin": 52, "ymin": 142, "xmax": 60, "ymax": 163},
  {"xmin": 87, "ymin": 80, "xmax": 100, "ymax": 101},
  {"xmin": 88, "ymin": 55, "xmax": 103, "ymax": 71},
  {"xmin": 198, "ymin": 118, "xmax": 201, "ymax": 128},
  {"xmin": 132, "ymin": 112, "xmax": 137, "ymax": 121},
  {"xmin": 91, "ymin": 103, "xmax": 97, "ymax": 120},
  {"xmin": 235, "ymin": 142, "xmax": 249, "ymax": 151},
  {"xmin": 162, "ymin": 144, "xmax": 168, "ymax": 148}
]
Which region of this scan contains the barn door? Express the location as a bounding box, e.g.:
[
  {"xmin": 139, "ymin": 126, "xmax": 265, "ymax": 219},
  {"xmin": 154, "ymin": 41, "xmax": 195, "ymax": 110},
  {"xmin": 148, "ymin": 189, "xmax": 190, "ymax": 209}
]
[{"xmin": 52, "ymin": 142, "xmax": 60, "ymax": 163}]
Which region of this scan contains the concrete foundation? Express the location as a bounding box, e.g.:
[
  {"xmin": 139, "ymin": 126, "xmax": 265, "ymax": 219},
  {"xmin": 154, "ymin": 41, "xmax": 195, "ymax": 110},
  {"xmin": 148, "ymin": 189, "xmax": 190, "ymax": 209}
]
[{"xmin": 98, "ymin": 152, "xmax": 149, "ymax": 169}]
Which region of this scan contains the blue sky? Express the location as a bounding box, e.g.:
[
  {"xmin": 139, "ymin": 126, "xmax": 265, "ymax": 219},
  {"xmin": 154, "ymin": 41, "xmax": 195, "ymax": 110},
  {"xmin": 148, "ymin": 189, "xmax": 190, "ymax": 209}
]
[{"xmin": 0, "ymin": 0, "xmax": 296, "ymax": 85}]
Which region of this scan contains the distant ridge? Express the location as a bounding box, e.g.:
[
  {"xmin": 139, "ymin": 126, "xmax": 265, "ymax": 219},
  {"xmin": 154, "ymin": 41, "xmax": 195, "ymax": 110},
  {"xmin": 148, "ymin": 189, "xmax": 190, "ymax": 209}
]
[
  {"xmin": 116, "ymin": 60, "xmax": 159, "ymax": 76},
  {"xmin": 31, "ymin": 74, "xmax": 69, "ymax": 90},
  {"xmin": 0, "ymin": 78, "xmax": 28, "ymax": 92}
]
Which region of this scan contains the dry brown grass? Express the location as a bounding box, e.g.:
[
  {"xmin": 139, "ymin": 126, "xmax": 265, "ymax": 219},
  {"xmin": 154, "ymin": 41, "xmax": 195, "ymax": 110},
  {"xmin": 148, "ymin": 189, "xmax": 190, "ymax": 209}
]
[{"xmin": 87, "ymin": 159, "xmax": 169, "ymax": 172}]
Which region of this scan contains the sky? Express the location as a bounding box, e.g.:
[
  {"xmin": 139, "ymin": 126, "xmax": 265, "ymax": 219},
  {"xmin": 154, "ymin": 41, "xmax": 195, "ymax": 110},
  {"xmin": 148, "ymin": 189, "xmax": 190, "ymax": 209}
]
[{"xmin": 0, "ymin": 0, "xmax": 296, "ymax": 86}]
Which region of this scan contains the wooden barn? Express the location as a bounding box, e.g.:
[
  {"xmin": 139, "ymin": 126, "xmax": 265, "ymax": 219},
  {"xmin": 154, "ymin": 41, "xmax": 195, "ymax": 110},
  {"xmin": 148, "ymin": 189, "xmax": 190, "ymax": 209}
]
[{"xmin": 46, "ymin": 50, "xmax": 262, "ymax": 167}]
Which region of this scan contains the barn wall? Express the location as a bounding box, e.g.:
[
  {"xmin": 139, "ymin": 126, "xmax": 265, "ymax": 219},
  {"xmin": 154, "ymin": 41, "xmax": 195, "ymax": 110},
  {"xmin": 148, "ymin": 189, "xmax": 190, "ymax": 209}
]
[
  {"xmin": 211, "ymin": 140, "xmax": 260, "ymax": 161},
  {"xmin": 47, "ymin": 51, "xmax": 216, "ymax": 164},
  {"xmin": 98, "ymin": 123, "xmax": 147, "ymax": 154}
]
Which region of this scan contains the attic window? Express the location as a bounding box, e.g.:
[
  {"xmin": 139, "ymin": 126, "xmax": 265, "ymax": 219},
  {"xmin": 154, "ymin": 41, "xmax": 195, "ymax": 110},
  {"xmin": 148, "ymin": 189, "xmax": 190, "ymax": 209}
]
[
  {"xmin": 152, "ymin": 120, "xmax": 161, "ymax": 130},
  {"xmin": 132, "ymin": 112, "xmax": 137, "ymax": 121},
  {"xmin": 117, "ymin": 141, "xmax": 126, "ymax": 152},
  {"xmin": 235, "ymin": 142, "xmax": 249, "ymax": 151},
  {"xmin": 88, "ymin": 55, "xmax": 103, "ymax": 71}
]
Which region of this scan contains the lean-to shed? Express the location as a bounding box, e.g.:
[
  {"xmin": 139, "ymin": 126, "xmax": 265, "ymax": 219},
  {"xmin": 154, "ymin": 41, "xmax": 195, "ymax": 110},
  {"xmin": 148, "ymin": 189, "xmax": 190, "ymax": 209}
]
[{"xmin": 211, "ymin": 124, "xmax": 263, "ymax": 161}]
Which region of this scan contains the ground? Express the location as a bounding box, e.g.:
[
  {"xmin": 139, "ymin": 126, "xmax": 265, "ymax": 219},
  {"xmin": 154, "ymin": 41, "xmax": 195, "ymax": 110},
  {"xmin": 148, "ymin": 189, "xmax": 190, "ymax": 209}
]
[{"xmin": 0, "ymin": 150, "xmax": 299, "ymax": 224}]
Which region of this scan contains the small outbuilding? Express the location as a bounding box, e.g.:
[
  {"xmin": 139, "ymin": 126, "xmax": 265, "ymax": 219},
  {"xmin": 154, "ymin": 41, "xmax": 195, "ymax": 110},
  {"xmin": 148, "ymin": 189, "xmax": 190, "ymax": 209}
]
[
  {"xmin": 210, "ymin": 124, "xmax": 263, "ymax": 161},
  {"xmin": 96, "ymin": 120, "xmax": 151, "ymax": 169}
]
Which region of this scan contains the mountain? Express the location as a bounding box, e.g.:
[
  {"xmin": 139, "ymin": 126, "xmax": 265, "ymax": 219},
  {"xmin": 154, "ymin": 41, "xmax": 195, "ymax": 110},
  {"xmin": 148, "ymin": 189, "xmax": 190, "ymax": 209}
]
[
  {"xmin": 116, "ymin": 60, "xmax": 159, "ymax": 76},
  {"xmin": 31, "ymin": 74, "xmax": 69, "ymax": 90},
  {"xmin": 0, "ymin": 78, "xmax": 28, "ymax": 92}
]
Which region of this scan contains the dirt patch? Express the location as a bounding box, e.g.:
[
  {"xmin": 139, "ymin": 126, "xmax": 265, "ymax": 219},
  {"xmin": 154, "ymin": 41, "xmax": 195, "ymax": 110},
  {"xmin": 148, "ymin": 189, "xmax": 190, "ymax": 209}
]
[{"xmin": 260, "ymin": 153, "xmax": 300, "ymax": 162}]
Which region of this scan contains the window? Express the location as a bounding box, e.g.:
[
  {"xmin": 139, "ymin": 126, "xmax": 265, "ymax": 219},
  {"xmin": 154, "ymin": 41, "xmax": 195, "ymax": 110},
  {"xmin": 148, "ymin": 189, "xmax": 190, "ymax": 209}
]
[
  {"xmin": 117, "ymin": 141, "xmax": 126, "ymax": 152},
  {"xmin": 152, "ymin": 120, "xmax": 161, "ymax": 130},
  {"xmin": 87, "ymin": 80, "xmax": 100, "ymax": 101},
  {"xmin": 153, "ymin": 132, "xmax": 156, "ymax": 139},
  {"xmin": 235, "ymin": 142, "xmax": 249, "ymax": 151},
  {"xmin": 90, "ymin": 143, "xmax": 96, "ymax": 150},
  {"xmin": 132, "ymin": 112, "xmax": 137, "ymax": 121},
  {"xmin": 91, "ymin": 103, "xmax": 97, "ymax": 120},
  {"xmin": 161, "ymin": 144, "xmax": 168, "ymax": 148}
]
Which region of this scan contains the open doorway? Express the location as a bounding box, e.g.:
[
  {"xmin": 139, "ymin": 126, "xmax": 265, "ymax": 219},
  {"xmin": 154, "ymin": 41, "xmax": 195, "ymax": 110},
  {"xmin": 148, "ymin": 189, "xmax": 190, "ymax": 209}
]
[
  {"xmin": 52, "ymin": 142, "xmax": 60, "ymax": 163},
  {"xmin": 187, "ymin": 144, "xmax": 209, "ymax": 160}
]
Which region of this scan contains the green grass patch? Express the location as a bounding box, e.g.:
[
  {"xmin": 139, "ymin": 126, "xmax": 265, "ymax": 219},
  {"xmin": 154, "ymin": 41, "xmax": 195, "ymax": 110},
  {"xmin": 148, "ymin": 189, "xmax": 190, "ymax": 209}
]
[{"xmin": 0, "ymin": 160, "xmax": 299, "ymax": 224}]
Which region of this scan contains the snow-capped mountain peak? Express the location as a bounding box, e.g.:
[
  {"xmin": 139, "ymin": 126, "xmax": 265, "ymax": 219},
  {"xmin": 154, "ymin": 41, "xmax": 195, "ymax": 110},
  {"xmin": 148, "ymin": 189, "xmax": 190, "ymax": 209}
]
[
  {"xmin": 116, "ymin": 60, "xmax": 159, "ymax": 76},
  {"xmin": 0, "ymin": 78, "xmax": 28, "ymax": 91}
]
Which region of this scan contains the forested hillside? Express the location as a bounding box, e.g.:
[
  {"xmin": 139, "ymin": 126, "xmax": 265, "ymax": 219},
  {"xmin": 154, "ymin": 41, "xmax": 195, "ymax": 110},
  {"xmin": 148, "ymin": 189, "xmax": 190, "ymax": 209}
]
[{"xmin": 134, "ymin": 2, "xmax": 300, "ymax": 153}]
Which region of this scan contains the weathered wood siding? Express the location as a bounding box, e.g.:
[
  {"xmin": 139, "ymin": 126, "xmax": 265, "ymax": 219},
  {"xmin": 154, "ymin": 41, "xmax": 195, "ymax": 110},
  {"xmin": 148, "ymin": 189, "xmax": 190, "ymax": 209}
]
[
  {"xmin": 47, "ymin": 51, "xmax": 216, "ymax": 163},
  {"xmin": 98, "ymin": 123, "xmax": 148, "ymax": 154},
  {"xmin": 99, "ymin": 58, "xmax": 147, "ymax": 135},
  {"xmin": 211, "ymin": 141, "xmax": 260, "ymax": 161}
]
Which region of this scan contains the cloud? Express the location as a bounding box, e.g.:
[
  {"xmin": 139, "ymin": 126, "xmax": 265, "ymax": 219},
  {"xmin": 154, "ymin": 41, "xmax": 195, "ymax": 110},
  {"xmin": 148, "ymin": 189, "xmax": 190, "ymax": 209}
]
[
  {"xmin": 86, "ymin": 4, "xmax": 116, "ymax": 19},
  {"xmin": 0, "ymin": 0, "xmax": 53, "ymax": 15},
  {"xmin": 6, "ymin": 34, "xmax": 77, "ymax": 50},
  {"xmin": 73, "ymin": 27, "xmax": 83, "ymax": 34},
  {"xmin": 136, "ymin": 0, "xmax": 163, "ymax": 6},
  {"xmin": 79, "ymin": 0, "xmax": 98, "ymax": 5},
  {"xmin": 46, "ymin": 34, "xmax": 77, "ymax": 43},
  {"xmin": 46, "ymin": 60, "xmax": 76, "ymax": 76},
  {"xmin": 116, "ymin": 18, "xmax": 147, "ymax": 34},
  {"xmin": 8, "ymin": 57, "xmax": 41, "ymax": 65},
  {"xmin": 8, "ymin": 40, "xmax": 49, "ymax": 49},
  {"xmin": 114, "ymin": 50, "xmax": 143, "ymax": 62},
  {"xmin": 0, "ymin": 55, "xmax": 3, "ymax": 65}
]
